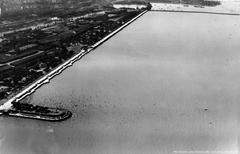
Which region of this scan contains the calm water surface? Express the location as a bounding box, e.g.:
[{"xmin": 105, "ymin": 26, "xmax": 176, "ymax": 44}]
[
  {"xmin": 151, "ymin": 0, "xmax": 240, "ymax": 14},
  {"xmin": 0, "ymin": 12, "xmax": 240, "ymax": 154}
]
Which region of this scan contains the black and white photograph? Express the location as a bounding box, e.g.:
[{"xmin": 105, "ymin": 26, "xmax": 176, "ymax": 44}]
[{"xmin": 0, "ymin": 0, "xmax": 239, "ymax": 154}]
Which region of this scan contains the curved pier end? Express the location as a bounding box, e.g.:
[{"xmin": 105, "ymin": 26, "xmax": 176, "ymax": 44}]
[{"xmin": 0, "ymin": 102, "xmax": 72, "ymax": 122}]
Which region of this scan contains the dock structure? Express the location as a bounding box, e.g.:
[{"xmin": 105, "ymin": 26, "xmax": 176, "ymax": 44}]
[
  {"xmin": 0, "ymin": 5, "xmax": 151, "ymax": 121},
  {"xmin": 0, "ymin": 102, "xmax": 72, "ymax": 121}
]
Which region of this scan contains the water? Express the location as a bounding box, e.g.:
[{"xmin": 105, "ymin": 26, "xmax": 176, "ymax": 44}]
[
  {"xmin": 151, "ymin": 2, "xmax": 240, "ymax": 15},
  {"xmin": 150, "ymin": 0, "xmax": 240, "ymax": 15},
  {"xmin": 0, "ymin": 11, "xmax": 240, "ymax": 154}
]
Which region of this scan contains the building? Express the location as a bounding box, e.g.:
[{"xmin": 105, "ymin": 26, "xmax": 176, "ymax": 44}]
[
  {"xmin": 21, "ymin": 0, "xmax": 64, "ymax": 10},
  {"xmin": 0, "ymin": 0, "xmax": 22, "ymax": 16},
  {"xmin": 0, "ymin": 0, "xmax": 65, "ymax": 16}
]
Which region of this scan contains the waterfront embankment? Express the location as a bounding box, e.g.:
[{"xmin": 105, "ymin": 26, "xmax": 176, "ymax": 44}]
[{"xmin": 0, "ymin": 9, "xmax": 148, "ymax": 111}]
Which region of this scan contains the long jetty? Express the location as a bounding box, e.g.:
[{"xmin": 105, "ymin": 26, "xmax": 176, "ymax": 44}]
[{"xmin": 0, "ymin": 9, "xmax": 148, "ymax": 111}]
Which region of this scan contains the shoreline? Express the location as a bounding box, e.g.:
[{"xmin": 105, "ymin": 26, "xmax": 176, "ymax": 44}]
[
  {"xmin": 150, "ymin": 2, "xmax": 240, "ymax": 15},
  {"xmin": 150, "ymin": 10, "xmax": 240, "ymax": 16},
  {"xmin": 0, "ymin": 9, "xmax": 148, "ymax": 111}
]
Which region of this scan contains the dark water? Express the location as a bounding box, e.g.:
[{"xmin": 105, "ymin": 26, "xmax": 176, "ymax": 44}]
[{"xmin": 0, "ymin": 12, "xmax": 240, "ymax": 154}]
